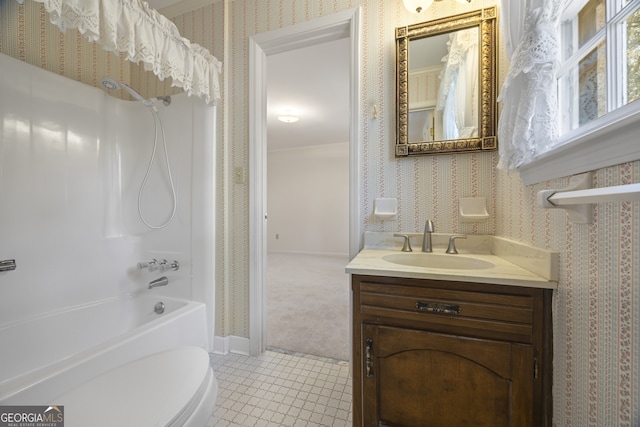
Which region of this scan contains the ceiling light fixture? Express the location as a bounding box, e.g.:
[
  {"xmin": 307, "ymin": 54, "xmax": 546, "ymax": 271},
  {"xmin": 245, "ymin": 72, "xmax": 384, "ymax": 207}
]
[
  {"xmin": 277, "ymin": 108, "xmax": 300, "ymax": 123},
  {"xmin": 403, "ymin": 0, "xmax": 471, "ymax": 14},
  {"xmin": 278, "ymin": 114, "xmax": 299, "ymax": 123}
]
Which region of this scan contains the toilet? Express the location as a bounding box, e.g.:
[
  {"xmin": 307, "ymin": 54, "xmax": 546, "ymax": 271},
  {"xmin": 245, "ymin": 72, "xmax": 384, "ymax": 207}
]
[{"xmin": 54, "ymin": 346, "xmax": 217, "ymax": 427}]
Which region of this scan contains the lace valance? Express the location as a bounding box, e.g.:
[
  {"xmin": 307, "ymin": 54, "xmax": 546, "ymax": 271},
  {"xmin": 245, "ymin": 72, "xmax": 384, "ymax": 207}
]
[
  {"xmin": 497, "ymin": 0, "xmax": 563, "ymax": 170},
  {"xmin": 20, "ymin": 0, "xmax": 221, "ymax": 104}
]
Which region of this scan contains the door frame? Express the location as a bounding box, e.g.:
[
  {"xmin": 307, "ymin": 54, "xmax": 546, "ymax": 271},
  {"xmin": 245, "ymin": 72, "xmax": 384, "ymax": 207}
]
[{"xmin": 248, "ymin": 8, "xmax": 361, "ymax": 356}]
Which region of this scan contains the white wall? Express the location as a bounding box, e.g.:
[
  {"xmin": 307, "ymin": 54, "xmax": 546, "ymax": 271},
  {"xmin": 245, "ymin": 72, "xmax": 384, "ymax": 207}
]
[
  {"xmin": 0, "ymin": 54, "xmax": 215, "ymax": 344},
  {"xmin": 267, "ymin": 142, "xmax": 349, "ymax": 256}
]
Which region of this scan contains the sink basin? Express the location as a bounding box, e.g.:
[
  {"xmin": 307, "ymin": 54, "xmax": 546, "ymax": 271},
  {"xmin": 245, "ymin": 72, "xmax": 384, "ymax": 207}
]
[{"xmin": 382, "ymin": 253, "xmax": 495, "ymax": 270}]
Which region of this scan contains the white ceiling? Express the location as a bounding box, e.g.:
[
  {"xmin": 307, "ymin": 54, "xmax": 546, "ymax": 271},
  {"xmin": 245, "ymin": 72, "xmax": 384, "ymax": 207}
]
[
  {"xmin": 410, "ymin": 33, "xmax": 450, "ymax": 69},
  {"xmin": 266, "ymin": 38, "xmax": 350, "ymax": 152}
]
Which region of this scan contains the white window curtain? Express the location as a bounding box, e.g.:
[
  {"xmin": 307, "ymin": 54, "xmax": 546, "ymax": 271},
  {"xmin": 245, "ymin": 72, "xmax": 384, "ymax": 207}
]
[
  {"xmin": 497, "ymin": 0, "xmax": 564, "ymax": 170},
  {"xmin": 19, "ymin": 0, "xmax": 221, "ymax": 104},
  {"xmin": 437, "ymin": 28, "xmax": 479, "ymax": 140}
]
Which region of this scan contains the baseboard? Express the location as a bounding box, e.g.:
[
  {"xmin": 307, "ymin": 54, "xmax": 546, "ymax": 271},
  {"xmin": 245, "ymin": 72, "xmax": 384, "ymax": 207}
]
[
  {"xmin": 212, "ymin": 335, "xmax": 251, "ymax": 355},
  {"xmin": 267, "ymin": 250, "xmax": 350, "ymax": 257}
]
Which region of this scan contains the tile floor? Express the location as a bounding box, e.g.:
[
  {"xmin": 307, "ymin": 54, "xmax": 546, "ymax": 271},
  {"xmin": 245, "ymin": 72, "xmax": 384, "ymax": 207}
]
[{"xmin": 208, "ymin": 349, "xmax": 352, "ymax": 427}]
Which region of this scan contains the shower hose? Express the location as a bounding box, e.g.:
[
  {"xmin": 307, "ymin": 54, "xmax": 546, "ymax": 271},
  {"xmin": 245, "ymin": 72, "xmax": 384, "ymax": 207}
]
[{"xmin": 138, "ymin": 106, "xmax": 177, "ymax": 229}]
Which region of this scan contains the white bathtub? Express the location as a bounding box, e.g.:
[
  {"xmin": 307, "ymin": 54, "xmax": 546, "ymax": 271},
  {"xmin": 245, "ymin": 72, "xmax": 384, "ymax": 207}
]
[{"xmin": 0, "ymin": 293, "xmax": 208, "ymax": 404}]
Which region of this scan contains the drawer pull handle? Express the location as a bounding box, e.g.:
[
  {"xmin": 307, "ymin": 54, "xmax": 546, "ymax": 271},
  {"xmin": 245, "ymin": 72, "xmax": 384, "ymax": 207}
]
[{"xmin": 416, "ymin": 301, "xmax": 461, "ymax": 315}]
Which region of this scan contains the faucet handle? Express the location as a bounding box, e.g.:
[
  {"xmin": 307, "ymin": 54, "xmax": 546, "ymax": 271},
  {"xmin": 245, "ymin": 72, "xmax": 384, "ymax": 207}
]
[
  {"xmin": 393, "ymin": 234, "xmax": 413, "ymax": 252},
  {"xmin": 137, "ymin": 259, "xmax": 159, "ymax": 272},
  {"xmin": 446, "ymin": 235, "xmax": 467, "ymax": 254},
  {"xmin": 0, "ymin": 259, "xmax": 16, "ymax": 272},
  {"xmin": 158, "ymin": 259, "xmax": 180, "ymax": 272}
]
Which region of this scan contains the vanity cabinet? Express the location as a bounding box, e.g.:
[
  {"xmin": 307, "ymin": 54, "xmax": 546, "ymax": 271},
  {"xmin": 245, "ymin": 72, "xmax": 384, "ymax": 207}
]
[{"xmin": 352, "ymin": 274, "xmax": 552, "ymax": 427}]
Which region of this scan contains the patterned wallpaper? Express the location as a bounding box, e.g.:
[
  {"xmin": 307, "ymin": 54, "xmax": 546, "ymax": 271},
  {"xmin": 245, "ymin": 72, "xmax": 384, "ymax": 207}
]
[
  {"xmin": 2, "ymin": 0, "xmax": 638, "ymax": 424},
  {"xmin": 0, "ymin": 0, "xmax": 130, "ymax": 90},
  {"xmin": 497, "ymin": 161, "xmax": 640, "ymax": 426}
]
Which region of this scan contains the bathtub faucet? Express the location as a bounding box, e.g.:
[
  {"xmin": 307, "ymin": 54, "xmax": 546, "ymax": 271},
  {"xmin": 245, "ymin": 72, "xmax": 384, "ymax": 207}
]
[
  {"xmin": 138, "ymin": 259, "xmax": 159, "ymax": 272},
  {"xmin": 148, "ymin": 276, "xmax": 169, "ymax": 289},
  {"xmin": 0, "ymin": 259, "xmax": 16, "ymax": 272},
  {"xmin": 138, "ymin": 259, "xmax": 179, "ymax": 272},
  {"xmin": 158, "ymin": 259, "xmax": 179, "ymax": 272}
]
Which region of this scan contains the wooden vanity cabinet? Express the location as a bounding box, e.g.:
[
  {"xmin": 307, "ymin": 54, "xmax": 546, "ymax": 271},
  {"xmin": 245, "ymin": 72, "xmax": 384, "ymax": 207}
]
[{"xmin": 352, "ymin": 274, "xmax": 552, "ymax": 427}]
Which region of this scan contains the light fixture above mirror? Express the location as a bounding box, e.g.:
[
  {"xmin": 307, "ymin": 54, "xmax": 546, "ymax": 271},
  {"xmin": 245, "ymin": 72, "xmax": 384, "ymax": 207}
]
[
  {"xmin": 403, "ymin": 0, "xmax": 472, "ymax": 14},
  {"xmin": 403, "ymin": 0, "xmax": 434, "ymax": 13}
]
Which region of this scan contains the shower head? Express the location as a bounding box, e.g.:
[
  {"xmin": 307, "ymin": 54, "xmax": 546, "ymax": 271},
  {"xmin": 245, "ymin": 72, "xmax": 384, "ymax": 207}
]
[
  {"xmin": 100, "ymin": 76, "xmax": 148, "ymax": 105},
  {"xmin": 100, "ymin": 77, "xmax": 119, "ymax": 91}
]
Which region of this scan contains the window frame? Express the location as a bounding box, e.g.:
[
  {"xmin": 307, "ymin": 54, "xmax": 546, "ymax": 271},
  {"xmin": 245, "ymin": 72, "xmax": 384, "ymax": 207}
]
[{"xmin": 518, "ymin": 0, "xmax": 640, "ymax": 185}]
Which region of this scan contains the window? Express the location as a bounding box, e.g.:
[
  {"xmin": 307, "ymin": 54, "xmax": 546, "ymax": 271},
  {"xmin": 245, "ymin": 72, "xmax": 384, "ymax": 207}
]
[
  {"xmin": 519, "ymin": 0, "xmax": 640, "ymax": 185},
  {"xmin": 558, "ymin": 0, "xmax": 640, "ymax": 133}
]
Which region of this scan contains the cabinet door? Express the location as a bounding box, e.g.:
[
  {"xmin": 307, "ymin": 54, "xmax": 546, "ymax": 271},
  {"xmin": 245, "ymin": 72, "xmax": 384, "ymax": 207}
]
[{"xmin": 362, "ymin": 324, "xmax": 534, "ymax": 427}]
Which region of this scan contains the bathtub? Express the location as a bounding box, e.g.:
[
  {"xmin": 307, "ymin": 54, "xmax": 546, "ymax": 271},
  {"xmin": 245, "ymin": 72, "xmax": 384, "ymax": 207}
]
[{"xmin": 0, "ymin": 293, "xmax": 208, "ymax": 404}]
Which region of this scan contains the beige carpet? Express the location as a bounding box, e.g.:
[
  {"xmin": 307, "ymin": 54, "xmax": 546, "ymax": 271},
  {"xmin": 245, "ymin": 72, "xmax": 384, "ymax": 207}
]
[{"xmin": 266, "ymin": 253, "xmax": 351, "ymax": 361}]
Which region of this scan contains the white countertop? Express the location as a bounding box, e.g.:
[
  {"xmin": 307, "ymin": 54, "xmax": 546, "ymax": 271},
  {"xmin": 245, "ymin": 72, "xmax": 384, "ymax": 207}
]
[{"xmin": 345, "ymin": 232, "xmax": 558, "ymax": 290}]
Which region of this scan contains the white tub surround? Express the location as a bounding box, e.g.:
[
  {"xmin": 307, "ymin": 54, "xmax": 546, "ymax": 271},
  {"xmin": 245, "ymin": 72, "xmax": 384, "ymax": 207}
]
[
  {"xmin": 346, "ymin": 231, "xmax": 558, "ymax": 289},
  {"xmin": 0, "ymin": 53, "xmax": 216, "ymax": 349},
  {"xmin": 0, "ymin": 294, "xmax": 207, "ymax": 405},
  {"xmin": 54, "ymin": 346, "xmax": 217, "ymax": 427}
]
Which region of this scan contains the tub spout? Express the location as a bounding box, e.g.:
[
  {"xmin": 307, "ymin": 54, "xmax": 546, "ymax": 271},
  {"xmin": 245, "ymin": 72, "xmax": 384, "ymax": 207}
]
[{"xmin": 148, "ymin": 276, "xmax": 169, "ymax": 289}]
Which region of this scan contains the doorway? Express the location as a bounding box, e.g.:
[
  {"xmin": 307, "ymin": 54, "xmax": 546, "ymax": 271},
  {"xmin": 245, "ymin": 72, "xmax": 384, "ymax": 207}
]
[{"xmin": 248, "ymin": 8, "xmax": 361, "ymax": 356}]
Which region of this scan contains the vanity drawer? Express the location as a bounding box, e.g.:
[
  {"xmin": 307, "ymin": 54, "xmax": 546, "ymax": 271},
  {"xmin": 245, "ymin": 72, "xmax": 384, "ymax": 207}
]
[{"xmin": 357, "ymin": 280, "xmax": 537, "ymax": 342}]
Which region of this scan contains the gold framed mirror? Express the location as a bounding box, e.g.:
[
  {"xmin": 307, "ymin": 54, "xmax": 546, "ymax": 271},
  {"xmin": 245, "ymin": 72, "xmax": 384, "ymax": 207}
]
[{"xmin": 395, "ymin": 7, "xmax": 497, "ymax": 157}]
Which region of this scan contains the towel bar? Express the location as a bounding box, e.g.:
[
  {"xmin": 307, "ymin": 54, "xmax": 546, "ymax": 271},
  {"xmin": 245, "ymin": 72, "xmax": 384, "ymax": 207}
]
[{"xmin": 537, "ymin": 172, "xmax": 640, "ymax": 223}]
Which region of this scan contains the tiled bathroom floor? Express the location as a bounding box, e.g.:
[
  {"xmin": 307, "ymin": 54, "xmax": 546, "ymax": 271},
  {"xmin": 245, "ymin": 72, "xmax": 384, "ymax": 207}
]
[{"xmin": 208, "ymin": 350, "xmax": 352, "ymax": 427}]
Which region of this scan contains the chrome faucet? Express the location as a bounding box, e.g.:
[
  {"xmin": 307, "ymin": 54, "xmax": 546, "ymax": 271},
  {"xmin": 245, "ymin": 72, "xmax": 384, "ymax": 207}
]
[
  {"xmin": 158, "ymin": 259, "xmax": 179, "ymax": 272},
  {"xmin": 422, "ymin": 220, "xmax": 434, "ymax": 252},
  {"xmin": 138, "ymin": 259, "xmax": 179, "ymax": 272},
  {"xmin": 0, "ymin": 259, "xmax": 16, "ymax": 272},
  {"xmin": 138, "ymin": 259, "xmax": 159, "ymax": 272},
  {"xmin": 148, "ymin": 276, "xmax": 169, "ymax": 289}
]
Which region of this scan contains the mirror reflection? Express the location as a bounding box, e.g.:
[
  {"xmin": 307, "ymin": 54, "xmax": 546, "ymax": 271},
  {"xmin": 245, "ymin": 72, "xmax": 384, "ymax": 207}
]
[
  {"xmin": 396, "ymin": 7, "xmax": 497, "ymax": 156},
  {"xmin": 408, "ymin": 27, "xmax": 478, "ymax": 143}
]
